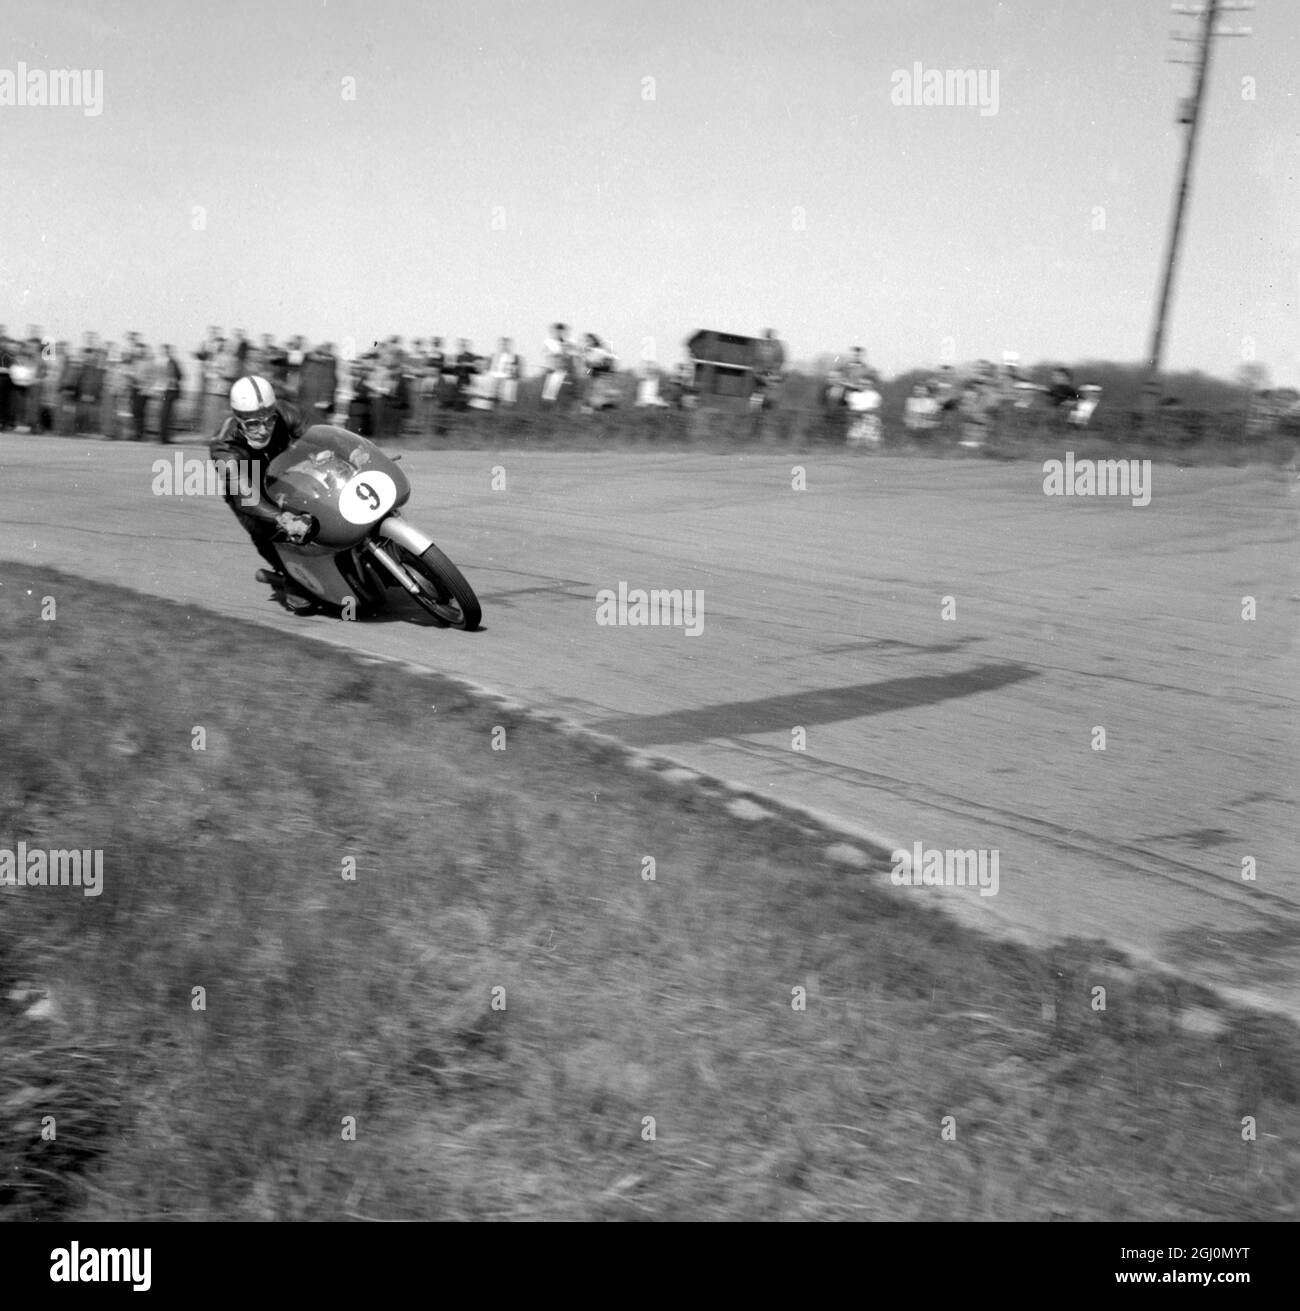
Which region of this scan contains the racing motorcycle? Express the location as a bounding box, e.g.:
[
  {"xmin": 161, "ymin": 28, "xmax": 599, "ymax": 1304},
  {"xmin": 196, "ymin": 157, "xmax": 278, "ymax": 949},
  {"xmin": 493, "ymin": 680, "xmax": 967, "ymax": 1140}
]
[{"xmin": 264, "ymin": 424, "xmax": 481, "ymax": 629}]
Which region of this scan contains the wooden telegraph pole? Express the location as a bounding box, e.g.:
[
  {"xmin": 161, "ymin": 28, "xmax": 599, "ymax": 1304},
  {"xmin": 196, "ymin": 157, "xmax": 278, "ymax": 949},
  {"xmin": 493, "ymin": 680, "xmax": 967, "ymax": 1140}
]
[{"xmin": 1146, "ymin": 1, "xmax": 1253, "ymax": 396}]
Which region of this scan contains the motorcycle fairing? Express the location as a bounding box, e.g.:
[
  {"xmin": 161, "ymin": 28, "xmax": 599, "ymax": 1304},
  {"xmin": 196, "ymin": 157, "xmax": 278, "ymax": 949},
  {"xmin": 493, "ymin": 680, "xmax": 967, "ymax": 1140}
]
[
  {"xmin": 276, "ymin": 541, "xmax": 389, "ymax": 610},
  {"xmin": 266, "ymin": 426, "xmax": 412, "ymax": 548}
]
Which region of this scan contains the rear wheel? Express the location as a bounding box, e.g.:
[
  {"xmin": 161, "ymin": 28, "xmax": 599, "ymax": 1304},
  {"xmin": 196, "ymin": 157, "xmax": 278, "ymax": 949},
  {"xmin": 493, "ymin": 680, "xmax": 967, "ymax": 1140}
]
[{"xmin": 393, "ymin": 542, "xmax": 481, "ymax": 629}]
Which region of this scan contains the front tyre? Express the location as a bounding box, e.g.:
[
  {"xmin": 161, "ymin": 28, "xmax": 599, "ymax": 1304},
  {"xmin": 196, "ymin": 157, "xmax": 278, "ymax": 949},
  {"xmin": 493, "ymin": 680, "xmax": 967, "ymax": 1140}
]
[{"xmin": 396, "ymin": 543, "xmax": 481, "ymax": 630}]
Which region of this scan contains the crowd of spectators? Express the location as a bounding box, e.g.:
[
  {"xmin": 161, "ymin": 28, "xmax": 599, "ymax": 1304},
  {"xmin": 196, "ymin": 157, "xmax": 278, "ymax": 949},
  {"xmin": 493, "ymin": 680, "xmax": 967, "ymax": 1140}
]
[
  {"xmin": 0, "ymin": 323, "xmax": 638, "ymax": 441},
  {"xmin": 0, "ymin": 326, "xmax": 188, "ymax": 442},
  {"xmin": 4, "ymin": 321, "xmax": 1294, "ymax": 447},
  {"xmin": 0, "ymin": 318, "xmax": 775, "ymax": 442},
  {"xmin": 193, "ymin": 328, "xmax": 534, "ymax": 440},
  {"xmin": 820, "ymin": 351, "xmax": 1104, "ymax": 448}
]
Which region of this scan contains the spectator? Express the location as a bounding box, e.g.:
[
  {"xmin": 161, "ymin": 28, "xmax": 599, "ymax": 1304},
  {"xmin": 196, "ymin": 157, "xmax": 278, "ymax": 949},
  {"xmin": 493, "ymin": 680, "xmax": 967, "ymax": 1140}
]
[
  {"xmin": 826, "ymin": 346, "xmax": 869, "ymax": 416},
  {"xmin": 751, "ymin": 327, "xmax": 787, "ymax": 410},
  {"xmin": 128, "ymin": 342, "xmax": 154, "ymax": 441},
  {"xmin": 489, "ymin": 337, "xmax": 521, "ymax": 407},
  {"xmin": 842, "ymin": 346, "xmax": 869, "ymax": 390},
  {"xmin": 243, "ymin": 338, "xmax": 264, "ymax": 380},
  {"xmin": 259, "ymin": 334, "xmax": 287, "ymax": 389},
  {"xmin": 581, "ymin": 333, "xmax": 617, "ymax": 411},
  {"xmin": 100, "ymin": 342, "xmax": 124, "ymax": 439},
  {"xmin": 198, "ymin": 335, "xmax": 229, "ymax": 432},
  {"xmin": 423, "ymin": 336, "xmax": 448, "ymax": 420},
  {"xmin": 64, "ymin": 335, "xmax": 92, "ymax": 433},
  {"xmin": 156, "ymin": 344, "xmax": 184, "ymax": 443},
  {"xmin": 1046, "ymin": 366, "xmax": 1080, "ymax": 413},
  {"xmin": 903, "ymin": 382, "xmax": 941, "ymax": 435},
  {"xmin": 417, "ymin": 337, "xmax": 444, "ymax": 433},
  {"xmin": 541, "ymin": 323, "xmax": 571, "ymax": 405},
  {"xmin": 932, "ymin": 364, "xmax": 960, "ymax": 412},
  {"xmin": 392, "ymin": 340, "xmax": 414, "ymax": 432},
  {"xmin": 634, "ymin": 359, "xmax": 669, "ymax": 408},
  {"xmin": 347, "ymin": 358, "xmax": 372, "ymax": 436},
  {"xmin": 1068, "ymin": 384, "xmax": 1102, "ymax": 428},
  {"xmin": 64, "ymin": 341, "xmax": 88, "ymax": 432},
  {"xmin": 957, "ymin": 376, "xmax": 999, "ymax": 450},
  {"xmin": 192, "ymin": 326, "xmax": 223, "ymax": 433},
  {"xmin": 364, "ymin": 350, "xmax": 397, "ymax": 439},
  {"xmin": 387, "ymin": 348, "xmax": 411, "ymax": 433},
  {"xmin": 9, "ymin": 342, "xmax": 38, "ymax": 432},
  {"xmin": 441, "ymin": 338, "xmax": 462, "ymax": 408},
  {"xmin": 297, "ymin": 341, "xmax": 338, "ymax": 423},
  {"xmin": 1246, "ymin": 387, "xmax": 1277, "ymax": 440},
  {"xmin": 405, "ymin": 338, "xmax": 426, "ymax": 430},
  {"xmin": 0, "ymin": 327, "xmax": 14, "ymax": 431},
  {"xmin": 76, "ymin": 345, "xmax": 106, "ymax": 435},
  {"xmin": 1004, "ymin": 359, "xmax": 1043, "ymax": 411},
  {"xmin": 665, "ymin": 360, "xmax": 698, "ymax": 410},
  {"xmin": 451, "ymin": 339, "xmax": 478, "ymax": 411},
  {"xmin": 467, "ymin": 354, "xmax": 494, "ymax": 410},
  {"xmin": 224, "ymin": 330, "xmax": 249, "ymax": 386},
  {"xmin": 36, "ymin": 339, "xmax": 53, "ymax": 428},
  {"xmin": 214, "ymin": 333, "xmax": 238, "ymax": 390},
  {"xmin": 845, "ymin": 372, "xmax": 883, "ymax": 446},
  {"xmin": 956, "ymin": 380, "xmax": 981, "ymax": 448},
  {"xmin": 396, "ymin": 340, "xmax": 422, "ymax": 432},
  {"xmin": 823, "ymin": 361, "xmax": 847, "ymax": 413},
  {"xmin": 285, "ymin": 334, "xmax": 306, "ymax": 403},
  {"xmin": 44, "ymin": 341, "xmax": 72, "ymax": 432},
  {"xmin": 994, "ymin": 353, "xmax": 1024, "ymax": 407}
]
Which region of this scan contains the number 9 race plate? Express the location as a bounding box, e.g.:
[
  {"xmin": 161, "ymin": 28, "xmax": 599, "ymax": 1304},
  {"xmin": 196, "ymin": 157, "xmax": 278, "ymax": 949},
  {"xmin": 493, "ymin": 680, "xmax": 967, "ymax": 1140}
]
[{"xmin": 339, "ymin": 470, "xmax": 398, "ymax": 525}]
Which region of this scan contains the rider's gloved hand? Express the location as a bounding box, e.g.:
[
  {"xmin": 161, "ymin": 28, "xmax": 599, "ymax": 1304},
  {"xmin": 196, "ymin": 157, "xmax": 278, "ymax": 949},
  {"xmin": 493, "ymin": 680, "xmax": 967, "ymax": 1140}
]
[{"xmin": 275, "ymin": 511, "xmax": 315, "ymax": 543}]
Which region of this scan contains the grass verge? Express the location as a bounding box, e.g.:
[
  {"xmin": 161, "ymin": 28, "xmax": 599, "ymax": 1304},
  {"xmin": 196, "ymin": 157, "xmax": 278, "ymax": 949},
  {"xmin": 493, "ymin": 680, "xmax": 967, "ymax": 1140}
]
[{"xmin": 1, "ymin": 566, "xmax": 1297, "ymax": 1220}]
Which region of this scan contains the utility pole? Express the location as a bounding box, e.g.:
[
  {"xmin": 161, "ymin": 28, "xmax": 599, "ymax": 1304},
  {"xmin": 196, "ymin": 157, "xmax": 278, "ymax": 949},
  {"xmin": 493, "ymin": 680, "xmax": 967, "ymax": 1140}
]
[{"xmin": 1146, "ymin": 0, "xmax": 1253, "ymax": 392}]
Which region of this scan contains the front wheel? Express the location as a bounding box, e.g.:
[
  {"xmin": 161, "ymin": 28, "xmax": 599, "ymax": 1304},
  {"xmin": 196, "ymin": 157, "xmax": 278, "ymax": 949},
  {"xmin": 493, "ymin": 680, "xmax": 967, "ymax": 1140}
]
[{"xmin": 394, "ymin": 542, "xmax": 481, "ymax": 630}]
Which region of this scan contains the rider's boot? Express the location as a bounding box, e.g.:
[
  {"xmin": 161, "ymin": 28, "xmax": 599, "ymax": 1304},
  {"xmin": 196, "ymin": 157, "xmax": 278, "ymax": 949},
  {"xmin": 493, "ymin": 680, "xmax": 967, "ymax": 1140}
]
[{"xmin": 281, "ymin": 587, "xmax": 319, "ymax": 614}]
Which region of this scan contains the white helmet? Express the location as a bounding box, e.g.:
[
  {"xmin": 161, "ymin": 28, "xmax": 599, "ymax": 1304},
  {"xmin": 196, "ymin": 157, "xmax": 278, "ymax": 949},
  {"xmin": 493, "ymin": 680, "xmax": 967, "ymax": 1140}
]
[{"xmin": 230, "ymin": 375, "xmax": 277, "ymax": 448}]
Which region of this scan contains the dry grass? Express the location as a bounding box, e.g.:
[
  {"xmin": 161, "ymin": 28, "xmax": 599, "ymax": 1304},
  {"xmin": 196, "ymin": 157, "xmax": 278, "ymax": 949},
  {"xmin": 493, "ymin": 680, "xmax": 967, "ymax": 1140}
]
[{"xmin": 1, "ymin": 567, "xmax": 1297, "ymax": 1220}]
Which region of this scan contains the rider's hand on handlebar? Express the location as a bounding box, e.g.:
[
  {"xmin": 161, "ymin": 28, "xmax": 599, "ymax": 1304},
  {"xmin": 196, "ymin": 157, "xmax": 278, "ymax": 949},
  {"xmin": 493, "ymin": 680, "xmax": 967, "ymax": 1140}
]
[{"xmin": 275, "ymin": 511, "xmax": 315, "ymax": 543}]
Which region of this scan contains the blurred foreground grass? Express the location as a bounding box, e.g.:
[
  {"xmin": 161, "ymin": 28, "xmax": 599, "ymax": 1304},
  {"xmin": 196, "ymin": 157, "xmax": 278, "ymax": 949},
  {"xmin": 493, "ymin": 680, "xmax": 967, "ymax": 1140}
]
[{"xmin": 1, "ymin": 567, "xmax": 1297, "ymax": 1221}]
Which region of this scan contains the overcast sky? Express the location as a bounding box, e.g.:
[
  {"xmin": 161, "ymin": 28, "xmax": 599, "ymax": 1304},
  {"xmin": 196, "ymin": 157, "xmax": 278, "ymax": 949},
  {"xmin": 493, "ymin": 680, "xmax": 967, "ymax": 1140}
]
[{"xmin": 1, "ymin": 0, "xmax": 1296, "ymax": 382}]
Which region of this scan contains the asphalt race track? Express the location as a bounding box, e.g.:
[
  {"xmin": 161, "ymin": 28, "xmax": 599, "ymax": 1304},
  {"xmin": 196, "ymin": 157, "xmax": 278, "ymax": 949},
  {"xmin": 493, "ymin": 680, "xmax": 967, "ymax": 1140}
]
[{"xmin": 3, "ymin": 435, "xmax": 1297, "ymax": 1018}]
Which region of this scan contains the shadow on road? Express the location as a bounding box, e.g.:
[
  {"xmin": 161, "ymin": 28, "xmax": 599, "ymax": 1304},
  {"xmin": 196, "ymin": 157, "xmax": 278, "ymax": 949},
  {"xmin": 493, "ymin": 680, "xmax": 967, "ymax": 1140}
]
[{"xmin": 592, "ymin": 662, "xmax": 1039, "ymax": 745}]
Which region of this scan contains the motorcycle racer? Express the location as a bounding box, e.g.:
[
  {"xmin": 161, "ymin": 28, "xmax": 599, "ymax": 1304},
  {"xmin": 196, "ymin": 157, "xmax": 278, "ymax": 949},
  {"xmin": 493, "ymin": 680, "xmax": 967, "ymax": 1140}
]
[{"xmin": 209, "ymin": 375, "xmax": 317, "ymax": 609}]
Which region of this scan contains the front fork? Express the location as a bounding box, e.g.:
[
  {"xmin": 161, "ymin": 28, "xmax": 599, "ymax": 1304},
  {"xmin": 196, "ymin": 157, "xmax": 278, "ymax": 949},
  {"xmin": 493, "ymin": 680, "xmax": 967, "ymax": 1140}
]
[
  {"xmin": 361, "ymin": 538, "xmax": 422, "ymax": 595},
  {"xmin": 361, "ymin": 513, "xmax": 443, "ymax": 595}
]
